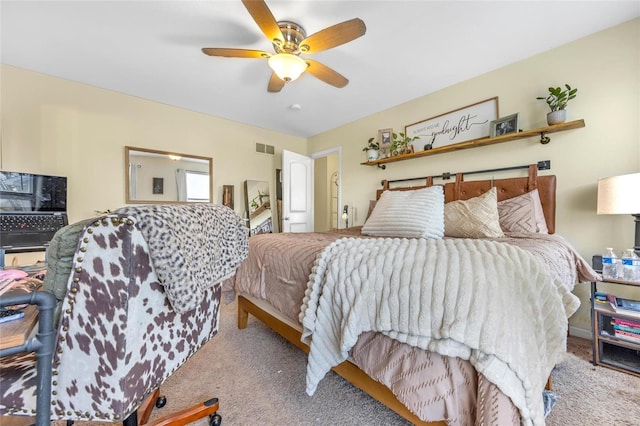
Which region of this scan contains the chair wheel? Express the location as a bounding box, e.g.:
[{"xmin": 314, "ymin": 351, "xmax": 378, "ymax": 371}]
[
  {"xmin": 155, "ymin": 395, "xmax": 167, "ymax": 408},
  {"xmin": 209, "ymin": 413, "xmax": 222, "ymax": 426}
]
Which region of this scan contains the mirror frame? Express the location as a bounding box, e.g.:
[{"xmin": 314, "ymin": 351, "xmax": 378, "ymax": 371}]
[{"xmin": 125, "ymin": 146, "xmax": 213, "ymax": 204}]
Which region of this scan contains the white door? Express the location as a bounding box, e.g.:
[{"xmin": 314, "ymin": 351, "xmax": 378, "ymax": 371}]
[{"xmin": 282, "ymin": 150, "xmax": 314, "ymax": 232}]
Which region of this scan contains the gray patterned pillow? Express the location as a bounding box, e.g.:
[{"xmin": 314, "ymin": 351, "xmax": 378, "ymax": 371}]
[
  {"xmin": 362, "ymin": 186, "xmax": 444, "ymax": 238},
  {"xmin": 444, "ymin": 187, "xmax": 504, "ymax": 238}
]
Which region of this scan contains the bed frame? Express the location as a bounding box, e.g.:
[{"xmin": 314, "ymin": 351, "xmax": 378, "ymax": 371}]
[{"xmin": 237, "ymin": 164, "xmax": 556, "ymax": 425}]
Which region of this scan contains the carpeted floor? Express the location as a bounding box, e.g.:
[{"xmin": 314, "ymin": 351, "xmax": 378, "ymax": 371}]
[
  {"xmin": 4, "ymin": 299, "xmax": 639, "ymax": 426},
  {"xmin": 545, "ymin": 336, "xmax": 640, "ymax": 426}
]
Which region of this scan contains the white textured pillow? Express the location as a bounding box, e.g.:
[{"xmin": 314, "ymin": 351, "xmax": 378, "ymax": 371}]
[
  {"xmin": 497, "ymin": 189, "xmax": 549, "ymax": 234},
  {"xmin": 362, "ymin": 186, "xmax": 444, "ymax": 238},
  {"xmin": 444, "ymin": 187, "xmax": 504, "ymax": 238}
]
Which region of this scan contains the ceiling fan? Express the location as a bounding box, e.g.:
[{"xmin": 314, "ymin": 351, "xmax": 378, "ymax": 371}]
[{"xmin": 202, "ymin": 0, "xmax": 366, "ymax": 93}]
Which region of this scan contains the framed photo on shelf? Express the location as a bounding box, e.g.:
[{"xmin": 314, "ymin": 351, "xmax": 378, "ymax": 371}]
[
  {"xmin": 490, "ymin": 113, "xmax": 519, "ymax": 137},
  {"xmin": 378, "ymin": 128, "xmax": 393, "ymax": 148}
]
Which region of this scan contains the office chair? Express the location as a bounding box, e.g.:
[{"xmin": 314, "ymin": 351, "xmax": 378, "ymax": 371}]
[{"xmin": 0, "ymin": 204, "xmax": 248, "ymax": 426}]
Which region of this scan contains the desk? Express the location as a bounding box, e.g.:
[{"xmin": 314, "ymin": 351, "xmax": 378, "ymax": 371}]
[
  {"xmin": 0, "ymin": 305, "xmax": 38, "ymax": 350},
  {"xmin": 0, "ymin": 291, "xmax": 56, "ymax": 426}
]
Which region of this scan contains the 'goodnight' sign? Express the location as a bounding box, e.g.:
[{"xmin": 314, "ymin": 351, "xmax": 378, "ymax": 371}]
[{"xmin": 405, "ymin": 97, "xmax": 498, "ymax": 152}]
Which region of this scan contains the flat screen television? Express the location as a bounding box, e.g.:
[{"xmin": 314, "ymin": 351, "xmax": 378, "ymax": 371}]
[{"xmin": 0, "ymin": 171, "xmax": 67, "ymax": 213}]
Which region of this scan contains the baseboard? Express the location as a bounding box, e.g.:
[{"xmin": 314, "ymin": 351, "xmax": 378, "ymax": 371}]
[{"xmin": 569, "ymin": 325, "xmax": 592, "ymax": 340}]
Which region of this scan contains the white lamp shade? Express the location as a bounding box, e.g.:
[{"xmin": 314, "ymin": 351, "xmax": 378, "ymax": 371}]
[
  {"xmin": 268, "ymin": 54, "xmax": 307, "ymax": 82},
  {"xmin": 597, "ymin": 172, "xmax": 640, "ymax": 214}
]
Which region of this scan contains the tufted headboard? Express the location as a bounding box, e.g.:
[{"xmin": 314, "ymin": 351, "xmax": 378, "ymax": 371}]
[{"xmin": 377, "ymin": 164, "xmax": 557, "ymax": 234}]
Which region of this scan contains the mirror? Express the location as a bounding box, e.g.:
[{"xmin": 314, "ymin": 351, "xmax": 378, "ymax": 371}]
[
  {"xmin": 125, "ymin": 146, "xmax": 212, "ymax": 204},
  {"xmin": 244, "ymin": 180, "xmax": 273, "ymax": 236}
]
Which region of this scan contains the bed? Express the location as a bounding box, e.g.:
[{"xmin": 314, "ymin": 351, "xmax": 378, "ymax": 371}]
[{"xmin": 223, "ymin": 164, "xmax": 598, "ymax": 426}]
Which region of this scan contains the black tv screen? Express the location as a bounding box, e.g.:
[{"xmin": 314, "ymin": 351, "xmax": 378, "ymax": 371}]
[{"xmin": 0, "ymin": 171, "xmax": 67, "ymax": 212}]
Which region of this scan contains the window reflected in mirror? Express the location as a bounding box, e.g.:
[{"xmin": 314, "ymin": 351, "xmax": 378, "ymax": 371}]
[{"xmin": 125, "ymin": 146, "xmax": 212, "ymax": 204}]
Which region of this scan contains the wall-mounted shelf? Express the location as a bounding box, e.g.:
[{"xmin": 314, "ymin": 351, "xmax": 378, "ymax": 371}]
[{"xmin": 361, "ymin": 119, "xmax": 585, "ymax": 168}]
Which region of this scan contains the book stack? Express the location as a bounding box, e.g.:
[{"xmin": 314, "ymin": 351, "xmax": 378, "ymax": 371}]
[
  {"xmin": 611, "ymin": 317, "xmax": 640, "ymax": 344},
  {"xmin": 605, "ymin": 294, "xmax": 640, "ymax": 319}
]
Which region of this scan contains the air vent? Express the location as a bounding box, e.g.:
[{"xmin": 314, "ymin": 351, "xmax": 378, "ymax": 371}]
[{"xmin": 255, "ymin": 143, "xmax": 275, "ymax": 155}]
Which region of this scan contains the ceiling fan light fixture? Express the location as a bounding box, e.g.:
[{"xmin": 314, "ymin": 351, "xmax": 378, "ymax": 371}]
[{"xmin": 268, "ymin": 53, "xmax": 307, "ymax": 82}]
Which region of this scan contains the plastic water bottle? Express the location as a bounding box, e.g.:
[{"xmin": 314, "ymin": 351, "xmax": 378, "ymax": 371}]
[
  {"xmin": 622, "ymin": 249, "xmax": 640, "ymax": 282},
  {"xmin": 634, "ymin": 252, "xmax": 640, "ymax": 282},
  {"xmin": 602, "ymin": 248, "xmax": 618, "ymax": 279}
]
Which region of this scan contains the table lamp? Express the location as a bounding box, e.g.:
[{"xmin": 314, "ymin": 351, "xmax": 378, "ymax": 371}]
[
  {"xmin": 342, "ymin": 205, "xmax": 349, "ymax": 228},
  {"xmin": 597, "ymin": 172, "xmax": 640, "ymax": 255}
]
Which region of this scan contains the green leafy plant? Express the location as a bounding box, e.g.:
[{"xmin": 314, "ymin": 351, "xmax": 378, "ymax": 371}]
[
  {"xmin": 391, "ymin": 132, "xmax": 419, "ymax": 155},
  {"xmin": 362, "ymin": 137, "xmax": 379, "ymax": 152},
  {"xmin": 536, "ymin": 84, "xmax": 578, "ymax": 112}
]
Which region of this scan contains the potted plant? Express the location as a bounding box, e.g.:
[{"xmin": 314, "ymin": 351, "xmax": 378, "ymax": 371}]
[
  {"xmin": 391, "ymin": 132, "xmax": 419, "ymax": 156},
  {"xmin": 536, "ymin": 84, "xmax": 578, "ymax": 125},
  {"xmin": 362, "ymin": 137, "xmax": 380, "ymax": 161}
]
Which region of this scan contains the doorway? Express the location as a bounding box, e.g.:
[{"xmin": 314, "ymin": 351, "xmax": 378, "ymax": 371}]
[
  {"xmin": 313, "ymin": 152, "xmax": 340, "ymax": 232},
  {"xmin": 280, "ymin": 147, "xmax": 342, "ymax": 233},
  {"xmin": 312, "ymin": 147, "xmax": 341, "ymax": 232}
]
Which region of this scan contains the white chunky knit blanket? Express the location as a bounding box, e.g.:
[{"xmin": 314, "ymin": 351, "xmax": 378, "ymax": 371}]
[{"xmin": 300, "ymin": 237, "xmax": 568, "ymax": 426}]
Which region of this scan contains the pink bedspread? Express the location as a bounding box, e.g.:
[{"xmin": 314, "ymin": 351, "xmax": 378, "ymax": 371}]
[{"xmin": 224, "ymin": 228, "xmax": 597, "ymax": 425}]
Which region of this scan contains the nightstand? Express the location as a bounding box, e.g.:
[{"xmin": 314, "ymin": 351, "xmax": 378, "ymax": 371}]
[{"xmin": 591, "ymin": 255, "xmax": 640, "ymax": 378}]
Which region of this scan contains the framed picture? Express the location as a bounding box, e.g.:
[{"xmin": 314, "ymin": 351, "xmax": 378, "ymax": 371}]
[
  {"xmin": 405, "ymin": 97, "xmax": 499, "ymax": 152},
  {"xmin": 152, "ymin": 177, "xmax": 164, "ymax": 194},
  {"xmin": 378, "ymin": 128, "xmax": 393, "ymax": 148},
  {"xmin": 490, "ymin": 113, "xmax": 519, "ymax": 138},
  {"xmin": 222, "ymin": 185, "xmax": 234, "ymax": 209}
]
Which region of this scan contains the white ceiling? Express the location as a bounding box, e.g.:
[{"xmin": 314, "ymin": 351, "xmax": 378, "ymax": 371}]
[{"xmin": 2, "ymin": 1, "xmax": 639, "ymax": 139}]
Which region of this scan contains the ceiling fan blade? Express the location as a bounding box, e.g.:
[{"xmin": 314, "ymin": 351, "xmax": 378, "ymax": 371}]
[
  {"xmin": 300, "ymin": 18, "xmax": 366, "ymax": 54},
  {"xmin": 267, "ymin": 73, "xmax": 285, "ymax": 93},
  {"xmin": 241, "ymin": 0, "xmax": 284, "ymax": 45},
  {"xmin": 305, "ymin": 59, "xmax": 348, "ymax": 88},
  {"xmin": 202, "ymin": 48, "xmax": 271, "ymax": 59}
]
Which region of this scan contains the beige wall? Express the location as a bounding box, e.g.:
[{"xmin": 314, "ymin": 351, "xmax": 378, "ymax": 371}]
[
  {"xmin": 308, "ymin": 18, "xmax": 640, "ymax": 334},
  {"xmin": 0, "ymin": 64, "xmax": 307, "ymax": 223},
  {"xmin": 2, "ymin": 19, "xmax": 638, "ymax": 334}
]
